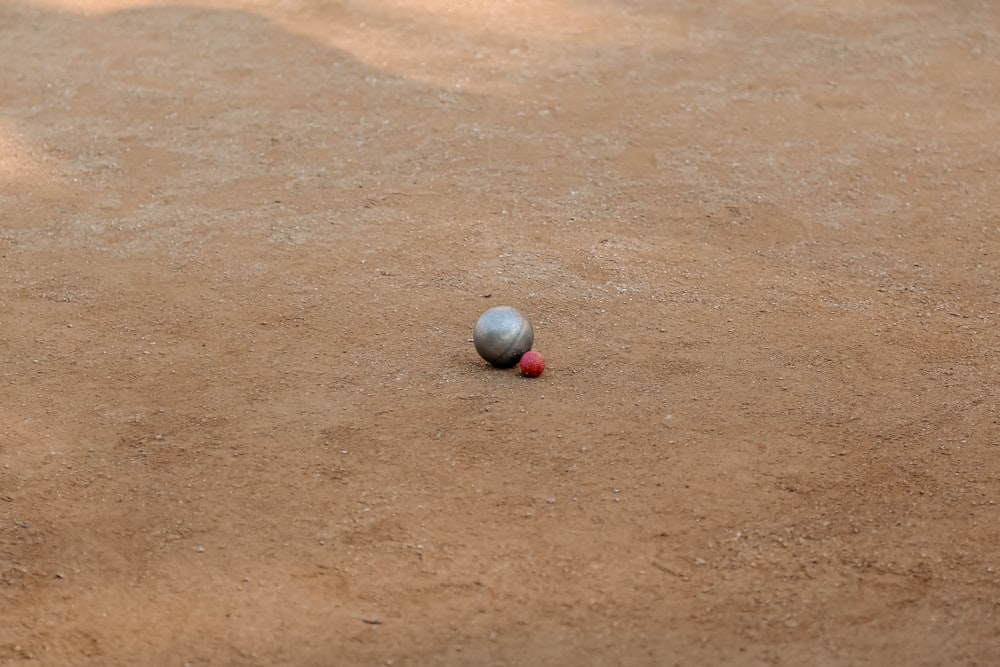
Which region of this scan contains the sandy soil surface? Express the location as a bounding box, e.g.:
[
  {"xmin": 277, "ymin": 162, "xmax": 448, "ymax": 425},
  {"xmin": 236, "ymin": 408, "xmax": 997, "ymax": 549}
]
[{"xmin": 2, "ymin": 0, "xmax": 999, "ymax": 664}]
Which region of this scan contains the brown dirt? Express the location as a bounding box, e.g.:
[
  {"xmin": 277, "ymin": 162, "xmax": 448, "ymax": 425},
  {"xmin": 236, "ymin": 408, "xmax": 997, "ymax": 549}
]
[{"xmin": 2, "ymin": 1, "xmax": 999, "ymax": 665}]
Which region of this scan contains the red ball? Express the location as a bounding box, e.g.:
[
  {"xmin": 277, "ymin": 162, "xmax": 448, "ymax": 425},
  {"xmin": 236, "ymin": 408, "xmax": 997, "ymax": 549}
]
[{"xmin": 519, "ymin": 351, "xmax": 545, "ymax": 377}]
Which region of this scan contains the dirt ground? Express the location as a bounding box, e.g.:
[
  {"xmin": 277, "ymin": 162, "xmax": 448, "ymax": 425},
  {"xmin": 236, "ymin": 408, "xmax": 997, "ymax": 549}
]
[{"xmin": 2, "ymin": 0, "xmax": 999, "ymax": 664}]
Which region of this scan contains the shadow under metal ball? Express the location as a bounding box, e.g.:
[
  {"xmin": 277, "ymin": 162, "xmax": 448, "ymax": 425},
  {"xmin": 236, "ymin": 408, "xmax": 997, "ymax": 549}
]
[{"xmin": 473, "ymin": 306, "xmax": 534, "ymax": 368}]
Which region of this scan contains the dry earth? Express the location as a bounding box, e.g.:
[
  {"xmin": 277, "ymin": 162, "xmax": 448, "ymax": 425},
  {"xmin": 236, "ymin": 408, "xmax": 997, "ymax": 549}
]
[{"xmin": 2, "ymin": 0, "xmax": 999, "ymax": 665}]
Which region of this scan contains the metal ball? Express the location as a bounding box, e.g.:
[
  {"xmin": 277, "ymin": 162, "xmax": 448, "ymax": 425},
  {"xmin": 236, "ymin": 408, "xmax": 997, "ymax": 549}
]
[{"xmin": 473, "ymin": 306, "xmax": 534, "ymax": 368}]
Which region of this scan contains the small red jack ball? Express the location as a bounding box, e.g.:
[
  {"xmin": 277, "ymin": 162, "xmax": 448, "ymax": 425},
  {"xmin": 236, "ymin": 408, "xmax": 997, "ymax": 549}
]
[{"xmin": 519, "ymin": 351, "xmax": 545, "ymax": 378}]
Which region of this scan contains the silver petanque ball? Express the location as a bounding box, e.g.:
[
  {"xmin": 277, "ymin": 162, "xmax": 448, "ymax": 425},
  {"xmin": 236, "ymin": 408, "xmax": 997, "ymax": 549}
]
[{"xmin": 473, "ymin": 306, "xmax": 534, "ymax": 368}]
